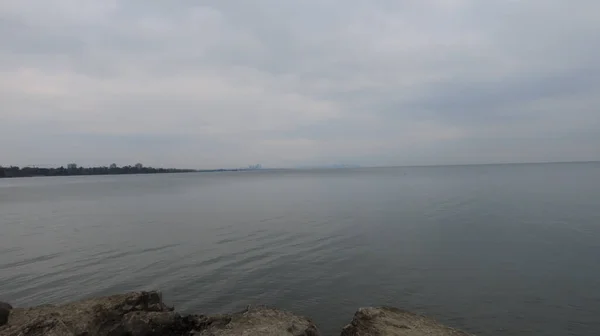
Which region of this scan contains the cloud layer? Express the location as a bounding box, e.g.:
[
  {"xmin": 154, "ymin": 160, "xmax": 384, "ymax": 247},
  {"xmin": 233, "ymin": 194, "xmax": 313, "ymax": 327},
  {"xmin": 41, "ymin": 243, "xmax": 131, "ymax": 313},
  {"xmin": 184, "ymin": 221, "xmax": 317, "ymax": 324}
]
[{"xmin": 1, "ymin": 0, "xmax": 599, "ymax": 168}]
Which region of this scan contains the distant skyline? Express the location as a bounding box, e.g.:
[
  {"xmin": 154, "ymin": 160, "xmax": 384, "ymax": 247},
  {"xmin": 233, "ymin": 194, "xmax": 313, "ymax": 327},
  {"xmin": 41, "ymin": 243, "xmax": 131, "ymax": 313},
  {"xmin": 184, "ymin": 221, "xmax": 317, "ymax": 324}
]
[{"xmin": 1, "ymin": 1, "xmax": 599, "ymax": 168}]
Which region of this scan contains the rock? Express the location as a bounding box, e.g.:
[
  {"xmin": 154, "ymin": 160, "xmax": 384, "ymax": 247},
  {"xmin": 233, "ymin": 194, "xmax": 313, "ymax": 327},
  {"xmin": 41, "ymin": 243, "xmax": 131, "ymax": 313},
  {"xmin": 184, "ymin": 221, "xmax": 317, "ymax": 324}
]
[
  {"xmin": 120, "ymin": 311, "xmax": 187, "ymax": 336},
  {"xmin": 194, "ymin": 306, "xmax": 320, "ymax": 336},
  {"xmin": 0, "ymin": 292, "xmax": 475, "ymax": 336},
  {"xmin": 340, "ymin": 307, "xmax": 473, "ymax": 336},
  {"xmin": 0, "ymin": 291, "xmax": 182, "ymax": 336},
  {"xmin": 0, "ymin": 303, "xmax": 12, "ymax": 311},
  {"xmin": 0, "ymin": 293, "xmax": 319, "ymax": 336}
]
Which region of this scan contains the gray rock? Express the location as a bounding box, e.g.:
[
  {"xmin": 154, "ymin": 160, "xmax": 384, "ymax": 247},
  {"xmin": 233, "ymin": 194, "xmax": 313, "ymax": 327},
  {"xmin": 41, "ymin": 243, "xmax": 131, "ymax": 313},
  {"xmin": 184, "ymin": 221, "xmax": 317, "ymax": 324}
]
[
  {"xmin": 0, "ymin": 293, "xmax": 320, "ymax": 336},
  {"xmin": 0, "ymin": 292, "xmax": 476, "ymax": 336},
  {"xmin": 340, "ymin": 307, "xmax": 473, "ymax": 336},
  {"xmin": 0, "ymin": 291, "xmax": 180, "ymax": 336},
  {"xmin": 121, "ymin": 311, "xmax": 184, "ymax": 335},
  {"xmin": 0, "ymin": 303, "xmax": 12, "ymax": 311},
  {"xmin": 194, "ymin": 306, "xmax": 320, "ymax": 336}
]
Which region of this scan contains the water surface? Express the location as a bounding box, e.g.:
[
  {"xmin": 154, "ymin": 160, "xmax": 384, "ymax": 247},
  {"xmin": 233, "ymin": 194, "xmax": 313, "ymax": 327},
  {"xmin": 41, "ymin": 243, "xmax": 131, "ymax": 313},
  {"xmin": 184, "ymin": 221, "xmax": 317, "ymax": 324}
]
[{"xmin": 1, "ymin": 163, "xmax": 600, "ymax": 335}]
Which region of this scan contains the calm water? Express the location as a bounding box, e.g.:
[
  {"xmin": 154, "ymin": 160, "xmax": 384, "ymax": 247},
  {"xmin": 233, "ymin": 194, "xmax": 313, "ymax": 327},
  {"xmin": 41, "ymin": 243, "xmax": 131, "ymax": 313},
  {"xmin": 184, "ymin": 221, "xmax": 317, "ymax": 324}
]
[{"xmin": 1, "ymin": 163, "xmax": 600, "ymax": 335}]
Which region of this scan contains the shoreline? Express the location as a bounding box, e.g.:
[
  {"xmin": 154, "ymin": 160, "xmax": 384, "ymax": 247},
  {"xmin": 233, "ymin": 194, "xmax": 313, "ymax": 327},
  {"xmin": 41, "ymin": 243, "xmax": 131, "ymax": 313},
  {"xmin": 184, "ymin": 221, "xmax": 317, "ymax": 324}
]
[
  {"xmin": 0, "ymin": 169, "xmax": 270, "ymax": 179},
  {"xmin": 0, "ymin": 291, "xmax": 472, "ymax": 335}
]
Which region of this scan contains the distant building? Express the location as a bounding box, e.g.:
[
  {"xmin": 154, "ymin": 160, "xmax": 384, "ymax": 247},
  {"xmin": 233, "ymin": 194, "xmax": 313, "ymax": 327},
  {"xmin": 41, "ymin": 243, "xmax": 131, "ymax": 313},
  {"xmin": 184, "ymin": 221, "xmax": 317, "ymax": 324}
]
[{"xmin": 67, "ymin": 163, "xmax": 78, "ymax": 170}]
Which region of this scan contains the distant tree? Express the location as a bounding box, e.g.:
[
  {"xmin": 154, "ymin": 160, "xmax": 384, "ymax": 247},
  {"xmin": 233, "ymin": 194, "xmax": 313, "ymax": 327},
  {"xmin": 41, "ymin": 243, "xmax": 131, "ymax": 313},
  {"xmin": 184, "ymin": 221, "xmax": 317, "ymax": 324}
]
[{"xmin": 0, "ymin": 163, "xmax": 196, "ymax": 178}]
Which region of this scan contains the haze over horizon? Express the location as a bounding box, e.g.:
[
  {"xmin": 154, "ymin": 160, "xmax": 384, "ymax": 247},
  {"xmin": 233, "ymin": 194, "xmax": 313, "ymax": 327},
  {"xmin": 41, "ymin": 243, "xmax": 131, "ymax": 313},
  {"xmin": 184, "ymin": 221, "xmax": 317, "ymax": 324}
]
[{"xmin": 2, "ymin": 1, "xmax": 599, "ymax": 169}]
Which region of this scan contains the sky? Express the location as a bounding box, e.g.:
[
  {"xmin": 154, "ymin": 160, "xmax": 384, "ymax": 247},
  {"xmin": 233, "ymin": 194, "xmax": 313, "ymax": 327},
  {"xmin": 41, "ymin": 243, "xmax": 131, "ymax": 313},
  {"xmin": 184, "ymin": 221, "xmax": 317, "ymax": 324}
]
[{"xmin": 1, "ymin": 1, "xmax": 599, "ymax": 169}]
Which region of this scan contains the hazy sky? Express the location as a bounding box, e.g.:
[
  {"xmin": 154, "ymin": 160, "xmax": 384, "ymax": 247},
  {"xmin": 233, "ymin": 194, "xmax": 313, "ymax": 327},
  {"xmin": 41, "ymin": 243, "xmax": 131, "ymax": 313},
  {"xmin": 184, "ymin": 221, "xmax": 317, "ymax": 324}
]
[{"xmin": 1, "ymin": 1, "xmax": 599, "ymax": 168}]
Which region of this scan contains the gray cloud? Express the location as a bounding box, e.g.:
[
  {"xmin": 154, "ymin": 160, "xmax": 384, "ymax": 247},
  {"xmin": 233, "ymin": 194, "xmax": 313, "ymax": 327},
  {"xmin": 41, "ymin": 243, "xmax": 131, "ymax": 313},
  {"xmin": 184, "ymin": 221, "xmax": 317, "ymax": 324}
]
[{"xmin": 1, "ymin": 0, "xmax": 599, "ymax": 168}]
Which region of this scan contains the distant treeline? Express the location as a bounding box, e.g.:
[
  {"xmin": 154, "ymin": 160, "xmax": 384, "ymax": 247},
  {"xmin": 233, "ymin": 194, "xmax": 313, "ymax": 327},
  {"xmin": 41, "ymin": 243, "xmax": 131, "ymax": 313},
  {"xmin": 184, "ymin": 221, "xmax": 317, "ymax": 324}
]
[{"xmin": 0, "ymin": 164, "xmax": 196, "ymax": 178}]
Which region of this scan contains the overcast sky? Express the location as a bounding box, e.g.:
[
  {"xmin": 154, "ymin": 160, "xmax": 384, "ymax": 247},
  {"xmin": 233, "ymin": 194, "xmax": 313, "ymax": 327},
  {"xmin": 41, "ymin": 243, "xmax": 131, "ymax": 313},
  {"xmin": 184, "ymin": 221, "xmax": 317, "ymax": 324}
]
[{"xmin": 1, "ymin": 1, "xmax": 599, "ymax": 168}]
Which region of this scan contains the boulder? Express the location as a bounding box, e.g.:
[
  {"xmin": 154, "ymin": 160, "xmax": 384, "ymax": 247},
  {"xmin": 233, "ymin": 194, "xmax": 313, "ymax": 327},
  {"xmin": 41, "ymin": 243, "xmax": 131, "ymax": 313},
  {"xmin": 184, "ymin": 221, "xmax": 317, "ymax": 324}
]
[
  {"xmin": 0, "ymin": 293, "xmax": 320, "ymax": 336},
  {"xmin": 194, "ymin": 306, "xmax": 320, "ymax": 336},
  {"xmin": 340, "ymin": 307, "xmax": 472, "ymax": 336},
  {"xmin": 0, "ymin": 291, "xmax": 188, "ymax": 336},
  {"xmin": 0, "ymin": 292, "xmax": 475, "ymax": 336}
]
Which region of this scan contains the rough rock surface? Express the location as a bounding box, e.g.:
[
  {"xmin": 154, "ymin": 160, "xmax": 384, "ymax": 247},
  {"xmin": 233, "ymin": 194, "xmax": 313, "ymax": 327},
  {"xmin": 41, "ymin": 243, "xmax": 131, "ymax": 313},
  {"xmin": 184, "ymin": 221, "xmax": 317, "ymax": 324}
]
[
  {"xmin": 0, "ymin": 292, "xmax": 474, "ymax": 336},
  {"xmin": 0, "ymin": 291, "xmax": 185, "ymax": 336},
  {"xmin": 194, "ymin": 306, "xmax": 320, "ymax": 336},
  {"xmin": 341, "ymin": 307, "xmax": 472, "ymax": 336},
  {"xmin": 0, "ymin": 292, "xmax": 320, "ymax": 336}
]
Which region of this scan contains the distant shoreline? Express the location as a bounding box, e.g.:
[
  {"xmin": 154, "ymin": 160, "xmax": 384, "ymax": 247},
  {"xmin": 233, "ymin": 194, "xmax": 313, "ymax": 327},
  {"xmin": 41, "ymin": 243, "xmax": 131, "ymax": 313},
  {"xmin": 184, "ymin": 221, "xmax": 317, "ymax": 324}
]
[
  {"xmin": 0, "ymin": 165, "xmax": 271, "ymax": 178},
  {"xmin": 0, "ymin": 165, "xmax": 197, "ymax": 178},
  {"xmin": 2, "ymin": 160, "xmax": 597, "ymax": 179},
  {"xmin": 0, "ymin": 171, "xmax": 197, "ymax": 179}
]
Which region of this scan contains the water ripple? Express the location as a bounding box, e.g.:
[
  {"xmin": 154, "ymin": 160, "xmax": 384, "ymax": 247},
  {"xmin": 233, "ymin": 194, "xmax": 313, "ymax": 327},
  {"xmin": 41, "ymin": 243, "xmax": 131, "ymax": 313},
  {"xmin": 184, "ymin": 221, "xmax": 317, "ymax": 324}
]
[{"xmin": 2, "ymin": 165, "xmax": 600, "ymax": 336}]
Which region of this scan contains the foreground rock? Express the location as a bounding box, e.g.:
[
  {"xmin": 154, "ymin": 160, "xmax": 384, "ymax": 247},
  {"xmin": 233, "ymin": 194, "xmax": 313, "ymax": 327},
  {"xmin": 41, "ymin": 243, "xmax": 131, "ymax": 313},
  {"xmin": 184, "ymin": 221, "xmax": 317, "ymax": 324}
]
[
  {"xmin": 341, "ymin": 307, "xmax": 472, "ymax": 336},
  {"xmin": 0, "ymin": 291, "xmax": 320, "ymax": 336},
  {"xmin": 0, "ymin": 292, "xmax": 473, "ymax": 336},
  {"xmin": 1, "ymin": 291, "xmax": 187, "ymax": 336},
  {"xmin": 195, "ymin": 306, "xmax": 320, "ymax": 336}
]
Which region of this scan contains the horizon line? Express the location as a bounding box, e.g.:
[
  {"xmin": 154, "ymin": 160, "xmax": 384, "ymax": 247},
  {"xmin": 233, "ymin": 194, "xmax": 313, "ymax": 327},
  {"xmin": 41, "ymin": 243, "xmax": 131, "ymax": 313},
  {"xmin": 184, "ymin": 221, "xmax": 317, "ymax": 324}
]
[{"xmin": 2, "ymin": 159, "xmax": 598, "ymax": 171}]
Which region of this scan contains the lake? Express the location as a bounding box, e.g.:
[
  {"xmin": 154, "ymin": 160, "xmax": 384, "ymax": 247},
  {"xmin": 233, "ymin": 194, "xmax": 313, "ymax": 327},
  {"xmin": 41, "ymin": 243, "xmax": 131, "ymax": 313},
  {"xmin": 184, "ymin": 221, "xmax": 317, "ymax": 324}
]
[{"xmin": 1, "ymin": 163, "xmax": 599, "ymax": 335}]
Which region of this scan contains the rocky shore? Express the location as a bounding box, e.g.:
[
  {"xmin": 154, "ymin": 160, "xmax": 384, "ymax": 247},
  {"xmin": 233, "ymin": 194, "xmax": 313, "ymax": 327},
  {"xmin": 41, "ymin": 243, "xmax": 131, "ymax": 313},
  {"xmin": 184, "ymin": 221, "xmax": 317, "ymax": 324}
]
[{"xmin": 0, "ymin": 291, "xmax": 472, "ymax": 335}]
